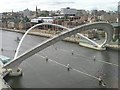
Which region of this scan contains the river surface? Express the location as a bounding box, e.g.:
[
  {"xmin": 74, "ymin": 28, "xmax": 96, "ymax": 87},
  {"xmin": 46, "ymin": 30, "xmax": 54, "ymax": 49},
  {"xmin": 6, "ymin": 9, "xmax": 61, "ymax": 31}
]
[{"xmin": 0, "ymin": 30, "xmax": 118, "ymax": 88}]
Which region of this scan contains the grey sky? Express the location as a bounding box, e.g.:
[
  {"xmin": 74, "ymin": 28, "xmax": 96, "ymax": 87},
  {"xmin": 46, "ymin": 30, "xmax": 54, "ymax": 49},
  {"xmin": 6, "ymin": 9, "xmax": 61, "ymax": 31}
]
[{"xmin": 0, "ymin": 0, "xmax": 119, "ymax": 12}]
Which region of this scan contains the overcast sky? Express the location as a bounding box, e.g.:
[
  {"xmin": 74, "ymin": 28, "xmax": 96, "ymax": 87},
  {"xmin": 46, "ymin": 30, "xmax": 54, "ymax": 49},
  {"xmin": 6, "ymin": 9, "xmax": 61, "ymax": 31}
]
[{"xmin": 0, "ymin": 0, "xmax": 119, "ymax": 13}]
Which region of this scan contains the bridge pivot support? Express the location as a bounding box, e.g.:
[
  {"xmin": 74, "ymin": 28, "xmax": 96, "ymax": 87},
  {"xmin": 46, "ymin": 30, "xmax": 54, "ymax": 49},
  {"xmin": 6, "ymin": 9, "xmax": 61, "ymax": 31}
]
[{"xmin": 9, "ymin": 68, "xmax": 23, "ymax": 77}]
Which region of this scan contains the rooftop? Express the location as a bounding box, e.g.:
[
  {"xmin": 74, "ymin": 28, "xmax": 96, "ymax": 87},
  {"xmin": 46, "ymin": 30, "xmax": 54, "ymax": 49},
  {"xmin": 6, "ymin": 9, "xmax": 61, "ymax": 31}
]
[{"xmin": 111, "ymin": 22, "xmax": 120, "ymax": 28}]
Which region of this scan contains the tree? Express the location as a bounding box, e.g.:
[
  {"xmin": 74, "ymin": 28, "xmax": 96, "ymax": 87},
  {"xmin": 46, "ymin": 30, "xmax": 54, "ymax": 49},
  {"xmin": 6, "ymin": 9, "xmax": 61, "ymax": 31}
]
[
  {"xmin": 24, "ymin": 16, "xmax": 30, "ymax": 22},
  {"xmin": 39, "ymin": 11, "xmax": 49, "ymax": 17}
]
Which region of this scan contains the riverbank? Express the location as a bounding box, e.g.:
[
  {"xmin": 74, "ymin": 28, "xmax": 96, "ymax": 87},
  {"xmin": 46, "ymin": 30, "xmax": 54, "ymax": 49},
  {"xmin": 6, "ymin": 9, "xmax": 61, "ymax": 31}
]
[
  {"xmin": 2, "ymin": 78, "xmax": 12, "ymax": 89},
  {"xmin": 1, "ymin": 28, "xmax": 119, "ymax": 50},
  {"xmin": 106, "ymin": 44, "xmax": 120, "ymax": 50},
  {"xmin": 0, "ymin": 69, "xmax": 12, "ymax": 90}
]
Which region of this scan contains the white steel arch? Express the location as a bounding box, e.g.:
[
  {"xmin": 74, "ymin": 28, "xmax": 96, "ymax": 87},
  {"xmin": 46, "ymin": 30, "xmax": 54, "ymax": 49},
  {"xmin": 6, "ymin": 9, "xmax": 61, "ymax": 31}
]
[
  {"xmin": 14, "ymin": 22, "xmax": 113, "ymax": 60},
  {"xmin": 14, "ymin": 23, "xmax": 69, "ymax": 59}
]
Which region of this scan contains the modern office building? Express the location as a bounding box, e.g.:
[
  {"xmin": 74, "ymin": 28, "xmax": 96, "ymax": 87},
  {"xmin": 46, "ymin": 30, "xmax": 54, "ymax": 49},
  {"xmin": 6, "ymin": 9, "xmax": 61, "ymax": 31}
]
[{"xmin": 60, "ymin": 7, "xmax": 77, "ymax": 16}]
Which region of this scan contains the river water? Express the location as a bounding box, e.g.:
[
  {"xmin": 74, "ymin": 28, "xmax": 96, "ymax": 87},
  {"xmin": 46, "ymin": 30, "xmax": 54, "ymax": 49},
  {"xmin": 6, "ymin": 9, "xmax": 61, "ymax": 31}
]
[{"xmin": 0, "ymin": 30, "xmax": 118, "ymax": 88}]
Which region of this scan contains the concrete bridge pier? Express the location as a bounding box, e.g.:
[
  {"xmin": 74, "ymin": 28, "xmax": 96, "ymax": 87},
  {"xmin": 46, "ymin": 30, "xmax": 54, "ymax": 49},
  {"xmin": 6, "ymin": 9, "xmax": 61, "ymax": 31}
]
[
  {"xmin": 9, "ymin": 68, "xmax": 23, "ymax": 76},
  {"xmin": 97, "ymin": 45, "xmax": 106, "ymax": 50}
]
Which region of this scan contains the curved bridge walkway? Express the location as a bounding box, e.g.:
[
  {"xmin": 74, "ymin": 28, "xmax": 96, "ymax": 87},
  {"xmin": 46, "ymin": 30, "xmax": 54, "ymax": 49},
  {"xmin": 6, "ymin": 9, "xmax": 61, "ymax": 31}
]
[{"xmin": 3, "ymin": 22, "xmax": 113, "ymax": 69}]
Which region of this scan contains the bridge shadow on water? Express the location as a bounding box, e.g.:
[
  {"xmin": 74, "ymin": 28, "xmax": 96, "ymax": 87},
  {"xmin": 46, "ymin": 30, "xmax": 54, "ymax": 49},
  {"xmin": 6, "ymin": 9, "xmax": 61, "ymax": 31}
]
[{"xmin": 4, "ymin": 75, "xmax": 24, "ymax": 89}]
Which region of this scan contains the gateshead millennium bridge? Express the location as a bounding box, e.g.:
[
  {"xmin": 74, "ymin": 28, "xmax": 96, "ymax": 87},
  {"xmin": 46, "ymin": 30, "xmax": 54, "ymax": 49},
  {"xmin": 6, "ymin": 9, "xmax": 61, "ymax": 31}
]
[
  {"xmin": 1, "ymin": 22, "xmax": 115, "ymax": 89},
  {"xmin": 3, "ymin": 22, "xmax": 113, "ymax": 74}
]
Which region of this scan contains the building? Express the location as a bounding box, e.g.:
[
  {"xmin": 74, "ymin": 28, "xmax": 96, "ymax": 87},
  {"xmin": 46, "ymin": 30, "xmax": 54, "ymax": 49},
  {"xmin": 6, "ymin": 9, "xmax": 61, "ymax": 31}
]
[
  {"xmin": 0, "ymin": 13, "xmax": 2, "ymax": 27},
  {"xmin": 118, "ymin": 1, "xmax": 120, "ymax": 22},
  {"xmin": 88, "ymin": 15, "xmax": 99, "ymax": 23},
  {"xmin": 111, "ymin": 22, "xmax": 120, "ymax": 38},
  {"xmin": 97, "ymin": 10, "xmax": 106, "ymax": 16},
  {"xmin": 76, "ymin": 10, "xmax": 87, "ymax": 16},
  {"xmin": 23, "ymin": 9, "xmax": 31, "ymax": 18},
  {"xmin": 100, "ymin": 13, "xmax": 117, "ymax": 22},
  {"xmin": 118, "ymin": 1, "xmax": 120, "ymax": 12},
  {"xmin": 60, "ymin": 7, "xmax": 77, "ymax": 16},
  {"xmin": 0, "ymin": 13, "xmax": 2, "ymax": 20},
  {"xmin": 31, "ymin": 17, "xmax": 54, "ymax": 24},
  {"xmin": 8, "ymin": 21, "xmax": 14, "ymax": 29},
  {"xmin": 90, "ymin": 10, "xmax": 98, "ymax": 15},
  {"xmin": 0, "ymin": 20, "xmax": 2, "ymax": 27},
  {"xmin": 19, "ymin": 20, "xmax": 25, "ymax": 30}
]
